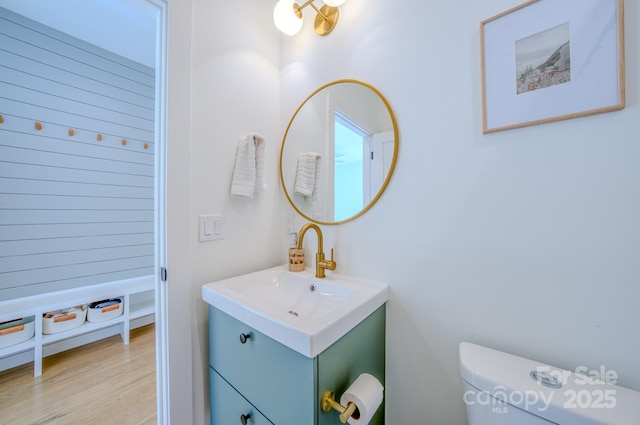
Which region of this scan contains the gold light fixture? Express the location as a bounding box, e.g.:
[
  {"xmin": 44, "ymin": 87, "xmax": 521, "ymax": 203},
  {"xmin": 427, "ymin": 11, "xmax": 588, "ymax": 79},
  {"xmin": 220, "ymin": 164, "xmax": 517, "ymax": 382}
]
[{"xmin": 273, "ymin": 0, "xmax": 347, "ymax": 37}]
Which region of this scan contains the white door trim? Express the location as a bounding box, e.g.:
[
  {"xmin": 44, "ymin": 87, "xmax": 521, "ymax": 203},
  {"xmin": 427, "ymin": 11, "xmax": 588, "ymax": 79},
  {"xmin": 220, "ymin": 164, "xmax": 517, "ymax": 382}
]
[{"xmin": 146, "ymin": 0, "xmax": 169, "ymax": 423}]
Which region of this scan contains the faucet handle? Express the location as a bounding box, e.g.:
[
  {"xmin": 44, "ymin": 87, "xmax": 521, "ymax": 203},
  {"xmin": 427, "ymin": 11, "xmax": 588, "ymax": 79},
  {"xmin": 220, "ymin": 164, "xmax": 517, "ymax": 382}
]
[{"xmin": 326, "ymin": 248, "xmax": 337, "ymax": 271}]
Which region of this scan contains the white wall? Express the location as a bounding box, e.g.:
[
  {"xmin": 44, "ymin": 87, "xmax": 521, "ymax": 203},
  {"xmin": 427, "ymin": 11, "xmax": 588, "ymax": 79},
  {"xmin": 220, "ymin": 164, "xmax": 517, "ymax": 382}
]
[
  {"xmin": 189, "ymin": 0, "xmax": 281, "ymax": 424},
  {"xmin": 0, "ymin": 0, "xmax": 156, "ymax": 68},
  {"xmin": 281, "ymin": 1, "xmax": 640, "ymax": 424},
  {"xmin": 0, "ymin": 6, "xmax": 156, "ymax": 299}
]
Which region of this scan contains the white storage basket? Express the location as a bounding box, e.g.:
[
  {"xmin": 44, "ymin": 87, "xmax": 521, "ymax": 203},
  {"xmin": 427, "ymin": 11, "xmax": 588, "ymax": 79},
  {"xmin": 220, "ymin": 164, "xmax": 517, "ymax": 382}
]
[
  {"xmin": 87, "ymin": 298, "xmax": 123, "ymax": 323},
  {"xmin": 42, "ymin": 305, "xmax": 87, "ymax": 334},
  {"xmin": 0, "ymin": 316, "xmax": 35, "ymax": 348}
]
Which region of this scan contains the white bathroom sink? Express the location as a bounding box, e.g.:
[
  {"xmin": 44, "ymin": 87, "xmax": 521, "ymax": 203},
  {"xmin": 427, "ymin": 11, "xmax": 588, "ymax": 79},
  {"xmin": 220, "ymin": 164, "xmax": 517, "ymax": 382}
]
[{"xmin": 202, "ymin": 265, "xmax": 388, "ymax": 358}]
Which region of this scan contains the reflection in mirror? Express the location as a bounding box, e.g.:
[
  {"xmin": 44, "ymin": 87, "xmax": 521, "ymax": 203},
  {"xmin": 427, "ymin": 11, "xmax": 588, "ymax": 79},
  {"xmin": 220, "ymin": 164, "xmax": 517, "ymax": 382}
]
[
  {"xmin": 334, "ymin": 112, "xmax": 365, "ymax": 221},
  {"xmin": 280, "ymin": 80, "xmax": 398, "ymax": 225}
]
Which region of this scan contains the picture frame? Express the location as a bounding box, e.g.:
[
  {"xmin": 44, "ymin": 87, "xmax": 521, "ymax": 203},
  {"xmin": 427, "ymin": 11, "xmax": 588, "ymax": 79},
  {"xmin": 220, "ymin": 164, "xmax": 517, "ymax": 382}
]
[{"xmin": 480, "ymin": 0, "xmax": 625, "ymax": 134}]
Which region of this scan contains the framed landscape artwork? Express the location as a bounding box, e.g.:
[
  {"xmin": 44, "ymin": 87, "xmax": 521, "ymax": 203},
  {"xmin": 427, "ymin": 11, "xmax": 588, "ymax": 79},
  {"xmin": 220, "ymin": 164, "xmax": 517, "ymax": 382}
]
[{"xmin": 480, "ymin": 0, "xmax": 625, "ymax": 134}]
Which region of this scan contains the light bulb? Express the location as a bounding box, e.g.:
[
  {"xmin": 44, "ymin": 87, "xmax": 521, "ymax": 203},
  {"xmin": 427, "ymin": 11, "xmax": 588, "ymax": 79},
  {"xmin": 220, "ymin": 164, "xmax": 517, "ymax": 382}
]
[
  {"xmin": 273, "ymin": 0, "xmax": 303, "ymax": 36},
  {"xmin": 322, "ymin": 0, "xmax": 346, "ymax": 6}
]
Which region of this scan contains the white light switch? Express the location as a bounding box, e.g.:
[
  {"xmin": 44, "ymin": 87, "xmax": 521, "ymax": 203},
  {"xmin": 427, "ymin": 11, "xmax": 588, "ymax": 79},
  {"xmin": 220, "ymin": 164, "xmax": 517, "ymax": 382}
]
[
  {"xmin": 199, "ymin": 215, "xmax": 224, "ymax": 242},
  {"xmin": 204, "ymin": 219, "xmax": 214, "ymax": 236}
]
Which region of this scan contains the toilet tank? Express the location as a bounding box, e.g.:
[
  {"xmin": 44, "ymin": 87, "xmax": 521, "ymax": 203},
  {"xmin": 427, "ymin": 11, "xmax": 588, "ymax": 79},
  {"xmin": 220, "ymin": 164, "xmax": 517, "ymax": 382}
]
[{"xmin": 459, "ymin": 342, "xmax": 640, "ymax": 425}]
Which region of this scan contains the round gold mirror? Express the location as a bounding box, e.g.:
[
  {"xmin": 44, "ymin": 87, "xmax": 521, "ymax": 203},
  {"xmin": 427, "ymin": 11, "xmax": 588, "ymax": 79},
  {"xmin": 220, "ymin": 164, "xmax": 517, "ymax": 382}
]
[{"xmin": 280, "ymin": 79, "xmax": 398, "ymax": 225}]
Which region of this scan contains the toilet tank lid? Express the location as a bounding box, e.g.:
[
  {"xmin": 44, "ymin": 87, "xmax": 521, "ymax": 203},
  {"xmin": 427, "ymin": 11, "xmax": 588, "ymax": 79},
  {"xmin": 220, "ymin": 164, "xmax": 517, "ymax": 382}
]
[{"xmin": 459, "ymin": 342, "xmax": 640, "ymax": 425}]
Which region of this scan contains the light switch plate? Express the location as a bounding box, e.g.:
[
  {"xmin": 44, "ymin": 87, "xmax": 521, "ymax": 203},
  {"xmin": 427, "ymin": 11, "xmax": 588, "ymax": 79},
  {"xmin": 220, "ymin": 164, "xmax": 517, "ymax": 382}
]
[{"xmin": 199, "ymin": 215, "xmax": 224, "ymax": 242}]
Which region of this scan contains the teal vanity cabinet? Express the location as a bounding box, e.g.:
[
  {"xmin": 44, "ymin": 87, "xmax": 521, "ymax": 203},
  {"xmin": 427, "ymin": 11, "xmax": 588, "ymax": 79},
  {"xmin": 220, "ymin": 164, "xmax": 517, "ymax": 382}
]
[{"xmin": 208, "ymin": 304, "xmax": 385, "ymax": 425}]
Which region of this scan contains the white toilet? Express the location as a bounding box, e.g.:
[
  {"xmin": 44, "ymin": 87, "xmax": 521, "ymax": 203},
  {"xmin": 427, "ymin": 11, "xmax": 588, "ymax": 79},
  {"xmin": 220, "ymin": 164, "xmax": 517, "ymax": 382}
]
[{"xmin": 459, "ymin": 342, "xmax": 640, "ymax": 424}]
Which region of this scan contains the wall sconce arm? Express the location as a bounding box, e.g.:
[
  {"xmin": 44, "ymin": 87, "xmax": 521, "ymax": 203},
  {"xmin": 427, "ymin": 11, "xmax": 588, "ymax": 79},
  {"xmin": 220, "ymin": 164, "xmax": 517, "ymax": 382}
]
[{"xmin": 274, "ymin": 0, "xmax": 345, "ymax": 36}]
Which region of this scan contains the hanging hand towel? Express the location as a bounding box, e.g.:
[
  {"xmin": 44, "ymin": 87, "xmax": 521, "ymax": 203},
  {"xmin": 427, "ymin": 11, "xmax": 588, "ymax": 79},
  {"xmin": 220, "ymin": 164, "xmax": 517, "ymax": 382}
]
[
  {"xmin": 253, "ymin": 134, "xmax": 266, "ymax": 193},
  {"xmin": 231, "ymin": 133, "xmax": 266, "ymax": 198},
  {"xmin": 294, "ymin": 152, "xmax": 321, "ymax": 199}
]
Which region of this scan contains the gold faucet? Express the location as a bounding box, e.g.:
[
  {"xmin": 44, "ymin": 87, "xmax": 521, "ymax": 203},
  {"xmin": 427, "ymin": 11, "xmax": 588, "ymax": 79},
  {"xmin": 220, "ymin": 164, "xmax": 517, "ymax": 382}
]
[{"xmin": 296, "ymin": 223, "xmax": 336, "ymax": 278}]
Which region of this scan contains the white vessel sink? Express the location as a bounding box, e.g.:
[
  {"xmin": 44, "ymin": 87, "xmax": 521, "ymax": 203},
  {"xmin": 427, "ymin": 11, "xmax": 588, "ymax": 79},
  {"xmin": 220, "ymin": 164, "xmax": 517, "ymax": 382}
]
[{"xmin": 202, "ymin": 265, "xmax": 388, "ymax": 358}]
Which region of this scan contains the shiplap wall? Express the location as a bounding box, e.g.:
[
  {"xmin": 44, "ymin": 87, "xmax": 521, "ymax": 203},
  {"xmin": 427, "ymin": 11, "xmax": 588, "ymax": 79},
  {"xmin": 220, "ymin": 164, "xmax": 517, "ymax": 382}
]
[{"xmin": 0, "ymin": 7, "xmax": 155, "ymax": 300}]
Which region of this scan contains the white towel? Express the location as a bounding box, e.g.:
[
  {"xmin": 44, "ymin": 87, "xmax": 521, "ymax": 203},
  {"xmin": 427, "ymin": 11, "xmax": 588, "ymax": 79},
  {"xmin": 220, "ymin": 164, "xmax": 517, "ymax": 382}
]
[
  {"xmin": 294, "ymin": 152, "xmax": 321, "ymax": 199},
  {"xmin": 231, "ymin": 133, "xmax": 266, "ymax": 198},
  {"xmin": 254, "ymin": 134, "xmax": 266, "ymax": 193}
]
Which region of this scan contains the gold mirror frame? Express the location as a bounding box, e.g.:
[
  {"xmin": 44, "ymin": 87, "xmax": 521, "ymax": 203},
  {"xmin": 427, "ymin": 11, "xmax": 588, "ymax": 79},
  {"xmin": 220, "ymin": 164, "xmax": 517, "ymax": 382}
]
[{"xmin": 279, "ymin": 79, "xmax": 399, "ymax": 225}]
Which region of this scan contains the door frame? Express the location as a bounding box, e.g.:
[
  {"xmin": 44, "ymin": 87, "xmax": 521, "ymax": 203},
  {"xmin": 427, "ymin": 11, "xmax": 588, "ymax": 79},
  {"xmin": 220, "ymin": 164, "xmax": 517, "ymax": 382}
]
[{"xmin": 147, "ymin": 0, "xmax": 170, "ymax": 423}]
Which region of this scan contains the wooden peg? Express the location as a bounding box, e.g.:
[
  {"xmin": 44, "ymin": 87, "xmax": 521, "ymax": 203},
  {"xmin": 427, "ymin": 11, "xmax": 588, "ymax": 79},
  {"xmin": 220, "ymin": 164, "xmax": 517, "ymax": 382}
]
[
  {"xmin": 121, "ymin": 138, "xmax": 127, "ymax": 146},
  {"xmin": 35, "ymin": 122, "xmax": 42, "ymax": 131},
  {"xmin": 143, "ymin": 143, "xmax": 149, "ymax": 150},
  {"xmin": 96, "ymin": 134, "xmax": 103, "ymax": 141},
  {"xmin": 0, "ymin": 114, "xmax": 4, "ymax": 124},
  {"xmin": 68, "ymin": 128, "xmax": 75, "ymax": 137}
]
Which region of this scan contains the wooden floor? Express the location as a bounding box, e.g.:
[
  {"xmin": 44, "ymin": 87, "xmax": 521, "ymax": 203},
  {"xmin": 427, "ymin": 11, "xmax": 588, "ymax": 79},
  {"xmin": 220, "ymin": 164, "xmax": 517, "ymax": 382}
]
[{"xmin": 0, "ymin": 324, "xmax": 156, "ymax": 425}]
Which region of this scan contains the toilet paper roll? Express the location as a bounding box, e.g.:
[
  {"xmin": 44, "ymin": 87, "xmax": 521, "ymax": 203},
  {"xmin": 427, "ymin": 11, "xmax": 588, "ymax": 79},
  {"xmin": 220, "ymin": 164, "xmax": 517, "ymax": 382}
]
[{"xmin": 340, "ymin": 373, "xmax": 384, "ymax": 425}]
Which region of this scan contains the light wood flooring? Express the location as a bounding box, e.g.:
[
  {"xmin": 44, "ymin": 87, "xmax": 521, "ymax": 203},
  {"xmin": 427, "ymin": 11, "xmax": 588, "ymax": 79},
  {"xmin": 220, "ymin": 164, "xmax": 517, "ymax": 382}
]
[{"xmin": 0, "ymin": 324, "xmax": 156, "ymax": 425}]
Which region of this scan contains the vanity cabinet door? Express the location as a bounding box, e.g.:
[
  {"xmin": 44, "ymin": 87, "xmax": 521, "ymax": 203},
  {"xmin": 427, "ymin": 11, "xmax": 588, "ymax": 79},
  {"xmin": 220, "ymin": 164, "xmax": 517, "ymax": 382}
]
[
  {"xmin": 209, "ymin": 306, "xmax": 316, "ymax": 425},
  {"xmin": 210, "ymin": 368, "xmax": 274, "ymax": 425}
]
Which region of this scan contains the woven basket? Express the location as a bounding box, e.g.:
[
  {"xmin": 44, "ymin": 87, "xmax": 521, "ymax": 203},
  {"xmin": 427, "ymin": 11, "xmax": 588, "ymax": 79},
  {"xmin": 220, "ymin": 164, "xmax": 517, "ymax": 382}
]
[{"xmin": 288, "ymin": 248, "xmax": 305, "ymax": 272}]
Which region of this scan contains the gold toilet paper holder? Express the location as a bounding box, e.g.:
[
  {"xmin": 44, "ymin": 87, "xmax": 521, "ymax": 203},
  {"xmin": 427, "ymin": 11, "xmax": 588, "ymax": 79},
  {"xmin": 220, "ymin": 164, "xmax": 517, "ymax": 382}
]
[{"xmin": 321, "ymin": 390, "xmax": 359, "ymax": 423}]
